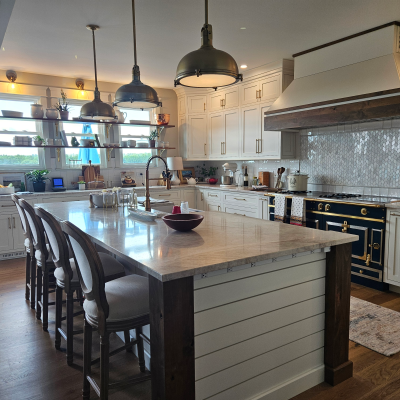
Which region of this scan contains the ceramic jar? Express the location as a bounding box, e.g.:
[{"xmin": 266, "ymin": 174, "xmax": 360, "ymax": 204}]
[
  {"xmin": 46, "ymin": 109, "xmax": 58, "ymax": 119},
  {"xmin": 31, "ymin": 104, "xmax": 44, "ymax": 119}
]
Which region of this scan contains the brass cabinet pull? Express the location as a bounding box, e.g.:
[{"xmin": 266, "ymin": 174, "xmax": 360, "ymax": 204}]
[
  {"xmin": 204, "ymin": 103, "xmax": 206, "ymax": 112},
  {"xmin": 369, "ymin": 242, "xmax": 380, "ymax": 250},
  {"xmin": 201, "ymin": 192, "xmax": 204, "ymax": 201},
  {"xmin": 8, "ymin": 217, "xmax": 11, "ymax": 229},
  {"xmin": 220, "ymin": 99, "xmax": 222, "ymax": 107},
  {"xmin": 391, "ymin": 213, "xmax": 400, "ymax": 217},
  {"xmin": 1, "ymin": 204, "xmax": 15, "ymax": 207},
  {"xmin": 342, "ymin": 220, "xmax": 349, "ymax": 233},
  {"xmin": 209, "ymin": 194, "xmax": 218, "ymax": 197},
  {"xmin": 221, "ymin": 142, "xmax": 223, "ymax": 155},
  {"xmin": 222, "ymin": 99, "xmax": 225, "ymax": 107},
  {"xmin": 204, "ymin": 143, "xmax": 206, "ymax": 155},
  {"xmin": 234, "ymin": 198, "xmax": 247, "ymax": 201},
  {"xmin": 259, "ymin": 138, "xmax": 262, "ymax": 153},
  {"xmin": 318, "ymin": 203, "xmax": 323, "ymax": 211},
  {"xmin": 361, "ymin": 208, "xmax": 368, "ymax": 215},
  {"xmin": 366, "ymin": 254, "xmax": 371, "ymax": 266},
  {"xmin": 218, "ymin": 205, "xmax": 221, "ymax": 211},
  {"xmin": 256, "ymin": 139, "xmax": 260, "ymax": 153},
  {"xmin": 359, "ymin": 269, "xmax": 363, "ymax": 274},
  {"xmin": 325, "ymin": 204, "xmax": 331, "ymax": 211},
  {"xmin": 160, "ymin": 194, "xmax": 171, "ymax": 196},
  {"xmin": 13, "ymin": 217, "xmax": 15, "ymax": 229}
]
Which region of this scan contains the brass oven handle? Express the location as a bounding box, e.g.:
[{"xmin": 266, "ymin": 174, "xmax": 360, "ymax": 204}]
[{"xmin": 361, "ymin": 208, "xmax": 368, "ymax": 215}]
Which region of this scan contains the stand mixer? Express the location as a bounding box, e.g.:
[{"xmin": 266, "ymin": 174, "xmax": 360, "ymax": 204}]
[{"xmin": 221, "ymin": 163, "xmax": 238, "ymax": 186}]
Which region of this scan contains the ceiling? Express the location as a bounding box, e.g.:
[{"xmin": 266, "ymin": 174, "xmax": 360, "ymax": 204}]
[{"xmin": 1, "ymin": 0, "xmax": 400, "ymax": 89}]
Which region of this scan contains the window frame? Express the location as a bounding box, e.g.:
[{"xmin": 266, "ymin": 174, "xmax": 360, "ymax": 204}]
[{"xmin": 0, "ymin": 93, "xmax": 45, "ymax": 170}]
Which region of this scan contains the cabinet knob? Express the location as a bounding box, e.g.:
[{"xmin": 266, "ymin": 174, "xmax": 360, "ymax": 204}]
[
  {"xmin": 325, "ymin": 204, "xmax": 331, "ymax": 212},
  {"xmin": 361, "ymin": 208, "xmax": 368, "ymax": 215},
  {"xmin": 342, "ymin": 221, "xmax": 349, "ymax": 233},
  {"xmin": 359, "ymin": 269, "xmax": 363, "ymax": 274},
  {"xmin": 318, "ymin": 203, "xmax": 323, "ymax": 211}
]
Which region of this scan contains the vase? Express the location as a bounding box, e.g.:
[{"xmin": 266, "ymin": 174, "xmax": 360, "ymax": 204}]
[
  {"xmin": 34, "ymin": 141, "xmax": 43, "ymax": 147},
  {"xmin": 148, "ymin": 139, "xmax": 156, "ymax": 148},
  {"xmin": 59, "ymin": 111, "xmax": 69, "ymax": 121},
  {"xmin": 31, "ymin": 104, "xmax": 44, "ymax": 119},
  {"xmin": 79, "ymin": 183, "xmax": 86, "ymax": 190},
  {"xmin": 33, "ymin": 182, "xmax": 46, "ymax": 192}
]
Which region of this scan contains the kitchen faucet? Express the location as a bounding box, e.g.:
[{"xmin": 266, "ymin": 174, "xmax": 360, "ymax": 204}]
[{"xmin": 145, "ymin": 155, "xmax": 171, "ymax": 211}]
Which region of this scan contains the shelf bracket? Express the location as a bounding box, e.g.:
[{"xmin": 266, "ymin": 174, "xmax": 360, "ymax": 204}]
[
  {"xmin": 56, "ymin": 147, "xmax": 61, "ymax": 162},
  {"xmin": 106, "ymin": 124, "xmax": 111, "ymax": 139},
  {"xmin": 107, "ymin": 147, "xmax": 114, "ymax": 162},
  {"xmin": 55, "ymin": 121, "xmax": 59, "ymax": 137}
]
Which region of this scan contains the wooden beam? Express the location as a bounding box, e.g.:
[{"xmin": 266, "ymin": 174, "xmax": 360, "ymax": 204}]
[
  {"xmin": 149, "ymin": 275, "xmax": 195, "ymax": 400},
  {"xmin": 264, "ymin": 94, "xmax": 400, "ymax": 131},
  {"xmin": 324, "ymin": 243, "xmax": 353, "ymax": 386}
]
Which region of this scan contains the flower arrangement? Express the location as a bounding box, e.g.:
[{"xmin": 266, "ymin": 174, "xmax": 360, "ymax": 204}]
[{"xmin": 54, "ymin": 89, "xmax": 70, "ymax": 112}]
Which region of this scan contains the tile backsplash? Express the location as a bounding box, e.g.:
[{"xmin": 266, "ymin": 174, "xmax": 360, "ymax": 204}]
[{"xmin": 214, "ymin": 121, "xmax": 400, "ymax": 196}]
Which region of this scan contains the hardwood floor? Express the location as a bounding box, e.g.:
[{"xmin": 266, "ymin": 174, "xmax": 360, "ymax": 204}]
[{"xmin": 2, "ymin": 258, "xmax": 400, "ymax": 400}]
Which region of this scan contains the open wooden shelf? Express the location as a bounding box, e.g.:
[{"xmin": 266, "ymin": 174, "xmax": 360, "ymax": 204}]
[
  {"xmin": 0, "ymin": 115, "xmax": 175, "ymax": 128},
  {"xmin": 0, "ymin": 145, "xmax": 175, "ymax": 150}
]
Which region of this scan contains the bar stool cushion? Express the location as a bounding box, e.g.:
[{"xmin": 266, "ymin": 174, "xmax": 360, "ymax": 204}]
[{"xmin": 83, "ymin": 274, "xmax": 149, "ymax": 323}]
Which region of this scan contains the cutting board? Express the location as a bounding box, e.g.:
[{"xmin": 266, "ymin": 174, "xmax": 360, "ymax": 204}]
[{"xmin": 84, "ymin": 161, "xmax": 96, "ymax": 183}]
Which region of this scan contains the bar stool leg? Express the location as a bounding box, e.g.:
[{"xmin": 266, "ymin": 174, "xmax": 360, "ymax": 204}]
[
  {"xmin": 36, "ymin": 265, "xmax": 42, "ymax": 320},
  {"xmin": 25, "ymin": 252, "xmax": 31, "ymax": 301},
  {"xmin": 30, "ymin": 257, "xmax": 36, "ymax": 309},
  {"xmin": 83, "ymin": 317, "xmax": 92, "ymax": 400},
  {"xmin": 124, "ymin": 330, "xmax": 133, "ymax": 353},
  {"xmin": 136, "ymin": 327, "xmax": 146, "ymax": 373},
  {"xmin": 100, "ymin": 332, "xmax": 110, "ymax": 400},
  {"xmin": 66, "ymin": 291, "xmax": 74, "ymax": 365},
  {"xmin": 42, "ymin": 271, "xmax": 49, "ymax": 331},
  {"xmin": 55, "ymin": 285, "xmax": 63, "ymax": 350}
]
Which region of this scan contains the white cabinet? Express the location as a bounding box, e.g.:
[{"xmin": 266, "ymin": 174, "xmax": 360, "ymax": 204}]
[
  {"xmin": 206, "ymin": 203, "xmax": 221, "ymax": 212},
  {"xmin": 209, "ymin": 92, "xmax": 225, "ymax": 113},
  {"xmin": 196, "ymin": 189, "xmax": 205, "ymax": 211},
  {"xmin": 241, "ymin": 105, "xmax": 260, "ymax": 158},
  {"xmin": 187, "ymin": 115, "xmax": 207, "ymax": 159},
  {"xmin": 182, "ymin": 189, "xmax": 195, "ymax": 208},
  {"xmin": 241, "ymin": 80, "xmax": 260, "ymax": 106},
  {"xmin": 187, "ymin": 95, "xmax": 207, "ymax": 114},
  {"xmin": 240, "ymin": 74, "xmax": 282, "ymax": 106},
  {"xmin": 208, "ymin": 109, "xmax": 240, "ymax": 159},
  {"xmin": 178, "ymin": 96, "xmax": 186, "ymax": 115},
  {"xmin": 204, "ymin": 190, "xmax": 221, "ymax": 212},
  {"xmin": 261, "ymin": 198, "xmax": 271, "ymax": 220},
  {"xmin": 223, "ymin": 205, "xmax": 258, "ymax": 218},
  {"xmin": 385, "ymin": 210, "xmax": 400, "ymax": 284},
  {"xmin": 208, "ymin": 87, "xmax": 239, "ymax": 112},
  {"xmin": 12, "ymin": 213, "xmax": 26, "ymax": 251},
  {"xmin": 0, "ymin": 213, "xmax": 25, "ymax": 253}
]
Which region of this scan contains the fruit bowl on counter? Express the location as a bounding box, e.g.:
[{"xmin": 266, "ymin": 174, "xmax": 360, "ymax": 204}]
[{"xmin": 162, "ymin": 214, "xmax": 204, "ymax": 232}]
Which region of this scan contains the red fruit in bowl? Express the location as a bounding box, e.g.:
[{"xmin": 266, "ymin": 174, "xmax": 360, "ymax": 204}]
[{"xmin": 209, "ymin": 178, "xmax": 218, "ymax": 185}]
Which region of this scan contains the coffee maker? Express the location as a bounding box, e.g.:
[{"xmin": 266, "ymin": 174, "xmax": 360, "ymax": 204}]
[{"xmin": 221, "ymin": 163, "xmax": 238, "ymax": 186}]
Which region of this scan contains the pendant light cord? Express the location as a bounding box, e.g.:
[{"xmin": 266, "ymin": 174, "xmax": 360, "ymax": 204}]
[
  {"xmin": 91, "ymin": 28, "xmax": 98, "ymax": 91},
  {"xmin": 132, "ymin": 0, "xmax": 138, "ymax": 66},
  {"xmin": 205, "ymin": 0, "xmax": 208, "ymax": 24}
]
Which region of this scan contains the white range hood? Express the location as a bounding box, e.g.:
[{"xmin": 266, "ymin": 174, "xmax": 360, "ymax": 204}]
[{"xmin": 264, "ymin": 22, "xmax": 400, "ymax": 130}]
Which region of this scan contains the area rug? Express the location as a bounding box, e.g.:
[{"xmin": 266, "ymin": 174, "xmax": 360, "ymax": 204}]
[{"xmin": 350, "ymin": 296, "xmax": 400, "ymax": 356}]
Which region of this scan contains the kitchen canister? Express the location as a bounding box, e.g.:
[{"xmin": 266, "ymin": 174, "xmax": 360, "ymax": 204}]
[
  {"xmin": 31, "ymin": 104, "xmax": 44, "ymax": 119},
  {"xmin": 287, "ymin": 171, "xmax": 309, "ymax": 192}
]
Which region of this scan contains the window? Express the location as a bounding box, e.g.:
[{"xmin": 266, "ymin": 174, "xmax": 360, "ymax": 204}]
[
  {"xmin": 119, "ymin": 109, "xmax": 152, "ymax": 165},
  {"xmin": 61, "ymin": 103, "xmax": 104, "ymax": 168},
  {"xmin": 0, "ymin": 96, "xmax": 44, "ymax": 169}
]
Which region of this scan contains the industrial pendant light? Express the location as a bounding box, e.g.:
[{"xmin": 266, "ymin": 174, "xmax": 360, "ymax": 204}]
[
  {"xmin": 174, "ymin": 0, "xmax": 242, "ymax": 90},
  {"xmin": 114, "ymin": 0, "xmax": 161, "ymax": 110},
  {"xmin": 80, "ymin": 25, "xmax": 115, "ymax": 120}
]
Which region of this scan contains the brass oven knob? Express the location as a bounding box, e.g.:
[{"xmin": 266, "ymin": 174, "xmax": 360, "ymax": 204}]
[
  {"xmin": 359, "ymin": 269, "xmax": 363, "ymax": 274},
  {"xmin": 318, "ymin": 203, "xmax": 323, "ymax": 211},
  {"xmin": 325, "ymin": 204, "xmax": 331, "ymax": 212},
  {"xmin": 361, "ymin": 208, "xmax": 368, "ymax": 216}
]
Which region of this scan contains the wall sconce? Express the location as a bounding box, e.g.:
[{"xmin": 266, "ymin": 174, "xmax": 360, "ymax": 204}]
[
  {"xmin": 75, "ymin": 79, "xmax": 86, "ymax": 99},
  {"xmin": 6, "ymin": 70, "xmax": 17, "ymax": 92}
]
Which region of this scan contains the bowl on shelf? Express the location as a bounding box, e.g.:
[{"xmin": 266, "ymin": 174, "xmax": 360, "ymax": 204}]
[
  {"xmin": 137, "ymin": 142, "xmax": 149, "ymax": 148},
  {"xmin": 162, "ymin": 214, "xmax": 204, "ymax": 232},
  {"xmin": 156, "ymin": 113, "xmax": 170, "ymax": 125},
  {"xmin": 2, "ymin": 110, "xmax": 23, "ymax": 118},
  {"xmin": 127, "ymin": 140, "xmax": 136, "ymax": 147}
]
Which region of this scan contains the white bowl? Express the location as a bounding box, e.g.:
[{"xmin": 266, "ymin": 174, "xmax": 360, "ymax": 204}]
[
  {"xmin": 137, "ymin": 142, "xmax": 149, "ymax": 148},
  {"xmin": 127, "ymin": 140, "xmax": 136, "ymax": 147},
  {"xmin": 2, "ymin": 110, "xmax": 23, "ymax": 118}
]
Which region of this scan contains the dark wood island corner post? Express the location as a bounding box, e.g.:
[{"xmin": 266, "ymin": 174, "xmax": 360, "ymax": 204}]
[
  {"xmin": 149, "ymin": 275, "xmax": 196, "ymax": 400},
  {"xmin": 325, "ymin": 242, "xmax": 353, "ymax": 386}
]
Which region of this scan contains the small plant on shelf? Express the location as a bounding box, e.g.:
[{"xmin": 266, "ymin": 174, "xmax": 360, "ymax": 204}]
[
  {"xmin": 149, "ymin": 129, "xmax": 159, "ymax": 147},
  {"xmin": 32, "ymin": 135, "xmax": 46, "ymax": 146},
  {"xmin": 54, "ymin": 90, "xmax": 70, "ymax": 120},
  {"xmin": 25, "ymin": 169, "xmax": 50, "ymax": 192}
]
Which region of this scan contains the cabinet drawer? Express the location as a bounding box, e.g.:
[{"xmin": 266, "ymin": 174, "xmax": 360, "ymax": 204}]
[
  {"xmin": 223, "ymin": 193, "xmax": 258, "ymax": 207},
  {"xmin": 224, "ymin": 205, "xmax": 258, "ymax": 218},
  {"xmin": 351, "ymin": 264, "xmax": 382, "ymax": 282},
  {"xmin": 151, "ymin": 191, "xmax": 181, "ymax": 201},
  {"xmin": 0, "ymin": 200, "xmax": 16, "ymax": 209},
  {"xmin": 205, "ymin": 190, "xmax": 221, "ymax": 202}
]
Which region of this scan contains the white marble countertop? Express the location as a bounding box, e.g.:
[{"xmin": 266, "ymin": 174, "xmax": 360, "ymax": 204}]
[
  {"xmin": 385, "ymin": 201, "xmax": 400, "ymax": 209},
  {"xmin": 38, "ymin": 200, "xmax": 358, "ymax": 282}
]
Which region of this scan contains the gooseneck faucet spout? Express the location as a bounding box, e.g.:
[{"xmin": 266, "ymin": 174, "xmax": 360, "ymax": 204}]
[{"xmin": 145, "ymin": 155, "xmax": 171, "ymax": 211}]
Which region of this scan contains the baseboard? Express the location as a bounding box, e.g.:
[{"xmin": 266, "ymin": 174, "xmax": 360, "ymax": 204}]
[
  {"xmin": 0, "ymin": 251, "xmax": 26, "ymax": 260},
  {"xmin": 249, "ymin": 365, "xmax": 325, "ymax": 400}
]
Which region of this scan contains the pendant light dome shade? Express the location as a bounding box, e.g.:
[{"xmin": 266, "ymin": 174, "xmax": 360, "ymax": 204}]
[
  {"xmin": 80, "ymin": 25, "xmax": 115, "ymax": 120},
  {"xmin": 174, "ymin": 0, "xmax": 242, "ymax": 90},
  {"xmin": 113, "ymin": 0, "xmax": 161, "ymax": 110}
]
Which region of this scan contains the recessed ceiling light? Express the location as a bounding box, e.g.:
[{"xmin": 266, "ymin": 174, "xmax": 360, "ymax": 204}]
[
  {"xmin": 75, "ymin": 55, "xmax": 78, "ymax": 59},
  {"xmin": 240, "ymin": 27, "xmax": 246, "ymax": 30},
  {"xmin": 2, "ymin": 47, "xmax": 5, "ymax": 51},
  {"xmin": 240, "ymin": 64, "xmax": 247, "ymax": 69}
]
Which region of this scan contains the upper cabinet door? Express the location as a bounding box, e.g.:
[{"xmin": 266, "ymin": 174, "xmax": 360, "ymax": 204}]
[
  {"xmin": 259, "ymin": 74, "xmax": 282, "ymax": 103},
  {"xmin": 208, "ymin": 112, "xmax": 225, "ymax": 158},
  {"xmin": 209, "ymin": 92, "xmax": 224, "ymax": 112},
  {"xmin": 224, "ymin": 109, "xmax": 240, "ymax": 158},
  {"xmin": 241, "ymin": 80, "xmax": 259, "ymax": 106},
  {"xmin": 259, "ymin": 103, "xmax": 281, "ymax": 159},
  {"xmin": 188, "ymin": 114, "xmax": 208, "ymax": 159},
  {"xmin": 223, "ymin": 86, "xmax": 239, "ymax": 109},
  {"xmin": 187, "ymin": 95, "xmax": 207, "ymax": 114},
  {"xmin": 241, "ymin": 105, "xmax": 260, "ymax": 158},
  {"xmin": 178, "ymin": 96, "xmax": 186, "ymax": 115}
]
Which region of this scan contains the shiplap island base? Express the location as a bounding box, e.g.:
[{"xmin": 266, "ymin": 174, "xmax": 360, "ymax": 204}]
[{"xmin": 38, "ymin": 201, "xmax": 358, "ymax": 400}]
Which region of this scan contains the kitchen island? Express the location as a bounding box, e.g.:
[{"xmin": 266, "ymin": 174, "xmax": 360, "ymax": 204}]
[{"xmin": 39, "ymin": 201, "xmax": 358, "ymax": 400}]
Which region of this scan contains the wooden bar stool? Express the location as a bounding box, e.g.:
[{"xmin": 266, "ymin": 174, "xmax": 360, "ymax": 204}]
[
  {"xmin": 35, "ymin": 206, "xmax": 126, "ymax": 366},
  {"xmin": 61, "ymin": 220, "xmax": 151, "ymax": 400},
  {"xmin": 11, "ymin": 194, "xmax": 36, "ymax": 308},
  {"xmin": 19, "ymin": 199, "xmax": 56, "ymax": 331}
]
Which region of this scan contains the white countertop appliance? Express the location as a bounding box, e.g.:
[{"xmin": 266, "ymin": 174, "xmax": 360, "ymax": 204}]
[
  {"xmin": 287, "ymin": 171, "xmax": 309, "ymax": 192},
  {"xmin": 221, "ymin": 163, "xmax": 238, "ymax": 187}
]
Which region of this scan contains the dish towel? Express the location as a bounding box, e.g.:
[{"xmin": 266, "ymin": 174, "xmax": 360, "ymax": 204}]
[
  {"xmin": 290, "ymin": 196, "xmax": 306, "ymax": 226},
  {"xmin": 274, "ymin": 194, "xmax": 287, "ymax": 223}
]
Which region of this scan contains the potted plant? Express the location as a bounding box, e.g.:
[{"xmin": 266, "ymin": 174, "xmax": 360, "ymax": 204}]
[
  {"xmin": 33, "ymin": 135, "xmax": 46, "ymax": 147},
  {"xmin": 25, "ymin": 169, "xmax": 50, "ymax": 192},
  {"xmin": 197, "ymin": 165, "xmax": 218, "ymax": 183},
  {"xmin": 149, "ymin": 129, "xmax": 159, "ymax": 148},
  {"xmin": 78, "ymin": 180, "xmax": 86, "ymax": 190},
  {"xmin": 54, "ymin": 89, "xmax": 70, "ymax": 120}
]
